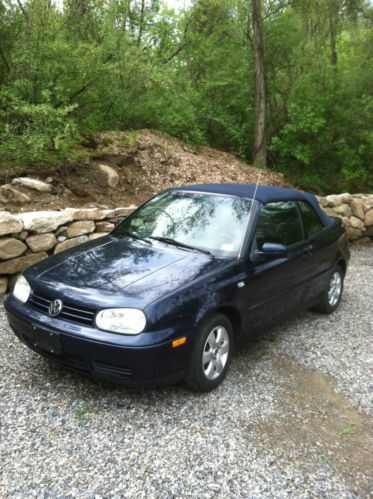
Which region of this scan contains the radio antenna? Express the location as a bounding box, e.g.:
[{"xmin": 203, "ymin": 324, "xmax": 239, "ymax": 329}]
[
  {"xmin": 238, "ymin": 169, "xmax": 262, "ymax": 259},
  {"xmin": 252, "ymin": 169, "xmax": 262, "ymax": 203},
  {"xmin": 248, "ymin": 169, "xmax": 262, "ymax": 221}
]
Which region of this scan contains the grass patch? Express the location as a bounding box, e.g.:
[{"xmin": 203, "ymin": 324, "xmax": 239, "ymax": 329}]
[
  {"xmin": 338, "ymin": 424, "xmax": 357, "ymax": 436},
  {"xmin": 119, "ymin": 131, "xmax": 139, "ymax": 149},
  {"xmin": 74, "ymin": 406, "xmax": 93, "ymax": 422}
]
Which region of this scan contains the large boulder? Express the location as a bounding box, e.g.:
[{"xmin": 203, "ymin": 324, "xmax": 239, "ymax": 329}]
[
  {"xmin": 96, "ymin": 164, "xmax": 119, "ymax": 188},
  {"xmin": 0, "ymin": 212, "xmax": 23, "ymax": 236},
  {"xmin": 0, "ymin": 238, "xmax": 27, "ymax": 260},
  {"xmin": 362, "ymin": 195, "xmax": 373, "ymax": 212},
  {"xmin": 0, "ymin": 252, "xmax": 47, "ymax": 274},
  {"xmin": 26, "ymin": 233, "xmax": 57, "ymax": 252},
  {"xmin": 105, "ymin": 206, "xmax": 137, "ymax": 218},
  {"xmin": 17, "ymin": 211, "xmax": 73, "ymax": 234},
  {"xmin": 325, "ymin": 193, "xmax": 352, "ymax": 207},
  {"xmin": 54, "ymin": 235, "xmax": 89, "ymax": 254},
  {"xmin": 339, "ymin": 193, "xmax": 352, "ymax": 204},
  {"xmin": 350, "ymin": 198, "xmax": 365, "ymax": 220},
  {"xmin": 365, "ymin": 208, "xmax": 373, "ymax": 227},
  {"xmin": 0, "ymin": 185, "xmax": 30, "ymax": 205},
  {"xmin": 12, "ymin": 177, "xmax": 52, "ymax": 192},
  {"xmin": 349, "ymin": 216, "xmax": 365, "ymax": 230},
  {"xmin": 64, "ymin": 208, "xmax": 109, "ymax": 221},
  {"xmin": 88, "ymin": 232, "xmax": 108, "ymax": 240},
  {"xmin": 95, "ymin": 221, "xmax": 115, "ymax": 232},
  {"xmin": 325, "ymin": 194, "xmax": 342, "ymax": 207},
  {"xmin": 66, "ymin": 221, "xmax": 95, "ymax": 238},
  {"xmin": 334, "ymin": 204, "xmax": 352, "ymax": 217}
]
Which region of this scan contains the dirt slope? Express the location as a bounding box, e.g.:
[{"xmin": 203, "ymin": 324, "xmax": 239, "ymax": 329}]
[{"xmin": 1, "ymin": 130, "xmax": 289, "ymax": 212}]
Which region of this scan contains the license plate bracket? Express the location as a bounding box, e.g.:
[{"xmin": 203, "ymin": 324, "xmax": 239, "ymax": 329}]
[{"xmin": 31, "ymin": 325, "xmax": 62, "ymax": 355}]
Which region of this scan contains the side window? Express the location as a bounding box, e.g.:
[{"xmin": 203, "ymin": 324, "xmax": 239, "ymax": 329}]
[
  {"xmin": 254, "ymin": 201, "xmax": 303, "ymax": 248},
  {"xmin": 299, "ymin": 201, "xmax": 324, "ymax": 239}
]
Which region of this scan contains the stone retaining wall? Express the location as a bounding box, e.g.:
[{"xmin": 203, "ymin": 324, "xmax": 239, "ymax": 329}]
[
  {"xmin": 0, "ymin": 206, "xmax": 136, "ymax": 295},
  {"xmin": 0, "ymin": 193, "xmax": 372, "ymax": 296},
  {"xmin": 317, "ymin": 193, "xmax": 373, "ymax": 242}
]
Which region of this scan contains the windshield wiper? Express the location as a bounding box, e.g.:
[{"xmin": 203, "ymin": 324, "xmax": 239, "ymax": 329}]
[
  {"xmin": 149, "ymin": 236, "xmax": 212, "ymax": 255},
  {"xmin": 121, "ymin": 230, "xmax": 153, "ymax": 245}
]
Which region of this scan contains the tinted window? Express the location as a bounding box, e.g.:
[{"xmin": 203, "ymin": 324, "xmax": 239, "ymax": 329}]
[
  {"xmin": 113, "ymin": 191, "xmax": 252, "ymax": 257},
  {"xmin": 299, "ymin": 201, "xmax": 324, "ymax": 238},
  {"xmin": 254, "ymin": 201, "xmax": 303, "ymax": 248}
]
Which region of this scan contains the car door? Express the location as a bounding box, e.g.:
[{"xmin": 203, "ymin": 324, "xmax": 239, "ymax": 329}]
[
  {"xmin": 297, "ymin": 200, "xmax": 332, "ymax": 303},
  {"xmin": 237, "ymin": 201, "xmax": 309, "ymax": 333}
]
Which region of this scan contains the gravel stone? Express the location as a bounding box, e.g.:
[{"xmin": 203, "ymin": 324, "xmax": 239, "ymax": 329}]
[{"xmin": 0, "ymin": 246, "xmax": 371, "ymax": 498}]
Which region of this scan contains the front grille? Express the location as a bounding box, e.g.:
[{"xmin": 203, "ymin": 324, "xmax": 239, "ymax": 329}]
[
  {"xmin": 21, "ymin": 335, "xmax": 133, "ymax": 379},
  {"xmin": 28, "ymin": 292, "xmax": 96, "ymax": 327},
  {"xmin": 92, "ymin": 362, "xmax": 133, "ymax": 379}
]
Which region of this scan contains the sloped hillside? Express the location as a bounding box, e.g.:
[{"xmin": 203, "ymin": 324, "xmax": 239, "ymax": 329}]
[{"xmin": 1, "ymin": 130, "xmax": 289, "ymax": 212}]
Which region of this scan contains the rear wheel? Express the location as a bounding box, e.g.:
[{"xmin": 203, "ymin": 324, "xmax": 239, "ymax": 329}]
[
  {"xmin": 313, "ymin": 265, "xmax": 344, "ymax": 314},
  {"xmin": 186, "ymin": 313, "xmax": 233, "ymax": 392}
]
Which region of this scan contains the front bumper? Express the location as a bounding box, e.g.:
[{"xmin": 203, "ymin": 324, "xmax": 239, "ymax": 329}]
[{"xmin": 5, "ymin": 296, "xmax": 193, "ymax": 385}]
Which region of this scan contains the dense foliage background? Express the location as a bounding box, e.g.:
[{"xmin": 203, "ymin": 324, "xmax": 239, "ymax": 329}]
[{"xmin": 0, "ymin": 0, "xmax": 372, "ymax": 193}]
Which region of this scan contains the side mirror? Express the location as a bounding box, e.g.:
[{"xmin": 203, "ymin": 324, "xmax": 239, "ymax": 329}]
[{"xmin": 258, "ymin": 242, "xmax": 288, "ymax": 259}]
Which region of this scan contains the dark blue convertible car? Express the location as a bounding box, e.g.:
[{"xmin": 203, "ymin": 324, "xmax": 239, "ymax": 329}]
[{"xmin": 5, "ymin": 184, "xmax": 350, "ymax": 391}]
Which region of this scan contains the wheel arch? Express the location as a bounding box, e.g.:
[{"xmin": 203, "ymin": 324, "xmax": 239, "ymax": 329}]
[
  {"xmin": 202, "ymin": 305, "xmax": 242, "ymax": 341},
  {"xmin": 336, "ymin": 258, "xmax": 347, "ymax": 276}
]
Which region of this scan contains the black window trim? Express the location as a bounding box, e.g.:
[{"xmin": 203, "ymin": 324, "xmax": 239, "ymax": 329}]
[{"xmin": 297, "ymin": 200, "xmax": 325, "ymax": 241}]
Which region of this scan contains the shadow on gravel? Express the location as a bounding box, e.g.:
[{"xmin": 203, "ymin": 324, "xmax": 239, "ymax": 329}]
[{"xmin": 246, "ymin": 356, "xmax": 372, "ymax": 496}]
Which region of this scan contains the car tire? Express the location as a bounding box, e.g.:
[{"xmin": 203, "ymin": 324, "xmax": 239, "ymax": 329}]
[
  {"xmin": 185, "ymin": 313, "xmax": 233, "ymax": 392},
  {"xmin": 313, "ymin": 264, "xmax": 344, "ymax": 314}
]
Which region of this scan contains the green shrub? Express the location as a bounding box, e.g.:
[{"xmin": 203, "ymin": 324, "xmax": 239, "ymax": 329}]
[{"xmin": 0, "ymin": 91, "xmax": 78, "ymax": 164}]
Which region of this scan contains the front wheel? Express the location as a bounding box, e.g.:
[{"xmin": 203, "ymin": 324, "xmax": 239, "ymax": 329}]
[
  {"xmin": 313, "ymin": 265, "xmax": 344, "ymax": 314},
  {"xmin": 185, "ymin": 313, "xmax": 233, "ymax": 392}
]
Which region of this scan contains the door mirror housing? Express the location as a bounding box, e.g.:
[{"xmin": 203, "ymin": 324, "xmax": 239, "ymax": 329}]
[{"xmin": 258, "ymin": 242, "xmax": 288, "ymax": 259}]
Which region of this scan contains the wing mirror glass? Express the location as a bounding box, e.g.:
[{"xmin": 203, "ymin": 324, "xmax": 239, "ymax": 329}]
[{"xmin": 258, "ymin": 242, "xmax": 288, "ymax": 259}]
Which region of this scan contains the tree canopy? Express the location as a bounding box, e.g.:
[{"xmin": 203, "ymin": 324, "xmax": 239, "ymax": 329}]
[{"xmin": 0, "ymin": 0, "xmax": 372, "ymax": 193}]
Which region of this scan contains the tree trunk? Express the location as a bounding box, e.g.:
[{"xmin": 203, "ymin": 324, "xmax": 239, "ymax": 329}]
[
  {"xmin": 252, "ymin": 0, "xmax": 266, "ymax": 168},
  {"xmin": 328, "ymin": 1, "xmax": 338, "ymax": 70},
  {"xmin": 137, "ymin": 0, "xmax": 146, "ymax": 46}
]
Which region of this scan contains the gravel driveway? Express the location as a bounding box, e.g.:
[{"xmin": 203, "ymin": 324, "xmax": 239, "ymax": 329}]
[{"xmin": 1, "ymin": 246, "xmax": 372, "ymax": 498}]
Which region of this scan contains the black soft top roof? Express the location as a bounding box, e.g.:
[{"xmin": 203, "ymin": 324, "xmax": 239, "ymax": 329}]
[{"xmin": 172, "ymin": 183, "xmax": 333, "ymax": 226}]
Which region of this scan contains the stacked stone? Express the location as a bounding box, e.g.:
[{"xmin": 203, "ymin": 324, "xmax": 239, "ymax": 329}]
[
  {"xmin": 317, "ymin": 193, "xmax": 373, "ymax": 242},
  {"xmin": 0, "ymin": 206, "xmax": 136, "ymax": 295},
  {"xmin": 0, "ymin": 193, "xmax": 372, "ymax": 296}
]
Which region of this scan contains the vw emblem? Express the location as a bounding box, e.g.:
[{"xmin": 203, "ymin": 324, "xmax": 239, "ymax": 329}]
[{"xmin": 49, "ymin": 299, "xmax": 63, "ymax": 317}]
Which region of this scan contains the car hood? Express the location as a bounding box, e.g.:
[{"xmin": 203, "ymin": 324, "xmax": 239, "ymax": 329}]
[{"xmin": 25, "ymin": 235, "xmax": 222, "ymax": 309}]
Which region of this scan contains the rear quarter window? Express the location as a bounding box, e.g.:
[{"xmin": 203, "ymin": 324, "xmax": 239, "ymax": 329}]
[{"xmin": 299, "ymin": 201, "xmax": 324, "ymax": 239}]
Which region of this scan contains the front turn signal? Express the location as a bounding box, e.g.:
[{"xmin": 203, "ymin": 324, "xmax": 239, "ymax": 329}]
[{"xmin": 172, "ymin": 337, "xmax": 187, "ymax": 348}]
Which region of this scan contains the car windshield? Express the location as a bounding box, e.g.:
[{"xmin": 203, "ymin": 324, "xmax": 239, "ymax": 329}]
[{"xmin": 113, "ymin": 190, "xmax": 253, "ymax": 257}]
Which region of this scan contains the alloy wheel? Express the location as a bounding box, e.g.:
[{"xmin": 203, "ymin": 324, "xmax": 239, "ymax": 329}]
[
  {"xmin": 328, "ymin": 271, "xmax": 342, "ymax": 307},
  {"xmin": 202, "ymin": 326, "xmax": 230, "ymax": 380}
]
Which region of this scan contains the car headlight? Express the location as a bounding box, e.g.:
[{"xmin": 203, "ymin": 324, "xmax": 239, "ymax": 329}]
[
  {"xmin": 13, "ymin": 275, "xmax": 31, "ymax": 303},
  {"xmin": 95, "ymin": 308, "xmax": 147, "ymax": 335}
]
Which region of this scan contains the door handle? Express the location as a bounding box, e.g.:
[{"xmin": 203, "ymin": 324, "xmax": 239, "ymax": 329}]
[{"xmin": 302, "ymin": 245, "xmax": 313, "ymax": 259}]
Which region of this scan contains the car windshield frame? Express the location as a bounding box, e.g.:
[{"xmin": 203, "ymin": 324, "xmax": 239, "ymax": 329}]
[{"xmin": 112, "ymin": 189, "xmax": 254, "ymax": 258}]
